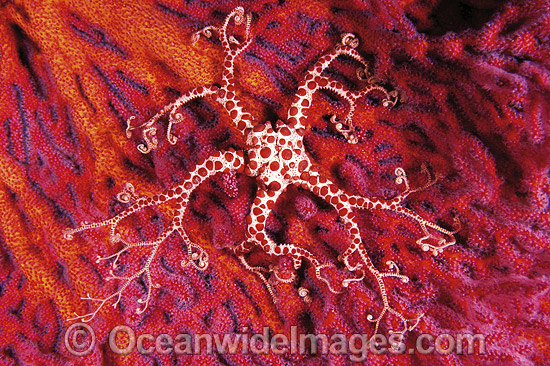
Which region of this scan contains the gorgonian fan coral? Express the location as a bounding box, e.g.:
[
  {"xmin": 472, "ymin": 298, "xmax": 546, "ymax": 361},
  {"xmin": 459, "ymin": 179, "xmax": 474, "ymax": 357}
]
[{"xmin": 2, "ymin": 0, "xmax": 549, "ymax": 365}]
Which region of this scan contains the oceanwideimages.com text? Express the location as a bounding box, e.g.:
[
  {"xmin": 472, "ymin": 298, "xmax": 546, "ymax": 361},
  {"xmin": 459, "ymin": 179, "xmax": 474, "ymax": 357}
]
[{"xmin": 65, "ymin": 323, "xmax": 486, "ymax": 361}]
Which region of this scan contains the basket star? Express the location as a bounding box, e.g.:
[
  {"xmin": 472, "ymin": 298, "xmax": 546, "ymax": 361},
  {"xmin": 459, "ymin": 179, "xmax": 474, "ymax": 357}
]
[{"xmin": 64, "ymin": 7, "xmax": 459, "ymax": 337}]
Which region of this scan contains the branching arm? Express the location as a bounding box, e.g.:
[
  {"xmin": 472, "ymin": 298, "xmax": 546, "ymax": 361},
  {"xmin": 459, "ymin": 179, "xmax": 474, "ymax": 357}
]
[
  {"xmin": 65, "ymin": 149, "xmax": 246, "ymax": 322},
  {"xmin": 293, "ymin": 170, "xmax": 423, "ymax": 336},
  {"xmin": 287, "ymin": 33, "xmax": 398, "ymax": 144},
  {"xmin": 347, "ymin": 166, "xmax": 460, "ymax": 255}
]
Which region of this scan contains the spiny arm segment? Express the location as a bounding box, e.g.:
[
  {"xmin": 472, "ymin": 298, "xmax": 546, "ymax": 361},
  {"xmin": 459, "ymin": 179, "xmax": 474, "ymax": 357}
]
[
  {"xmin": 125, "ymin": 85, "xmax": 219, "ymax": 153},
  {"xmin": 287, "ymin": 33, "xmax": 398, "ymax": 144},
  {"xmin": 126, "ymin": 7, "xmax": 256, "ymax": 154},
  {"xmin": 65, "ymin": 150, "xmax": 245, "ymax": 321}
]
